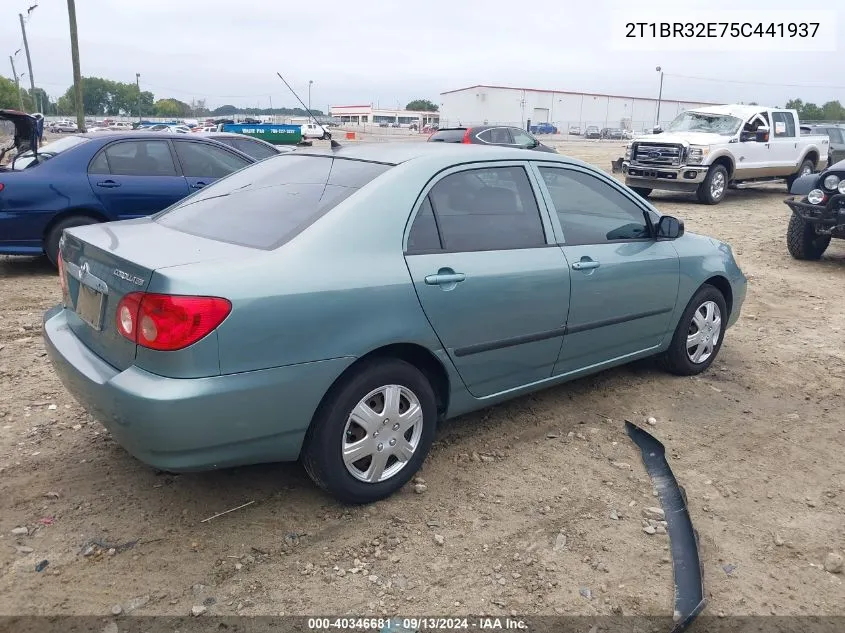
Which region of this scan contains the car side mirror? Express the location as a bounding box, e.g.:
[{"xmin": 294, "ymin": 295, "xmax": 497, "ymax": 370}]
[
  {"xmin": 755, "ymin": 125, "xmax": 770, "ymax": 142},
  {"xmin": 656, "ymin": 215, "xmax": 684, "ymax": 239}
]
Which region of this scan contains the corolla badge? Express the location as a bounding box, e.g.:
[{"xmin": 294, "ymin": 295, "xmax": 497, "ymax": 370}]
[{"xmin": 113, "ymin": 269, "xmax": 146, "ymax": 286}]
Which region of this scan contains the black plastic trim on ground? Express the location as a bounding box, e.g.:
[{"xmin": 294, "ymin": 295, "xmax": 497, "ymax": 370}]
[{"xmin": 626, "ymin": 421, "xmax": 706, "ymax": 633}]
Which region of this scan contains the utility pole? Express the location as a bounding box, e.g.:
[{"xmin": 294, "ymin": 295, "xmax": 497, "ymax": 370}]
[
  {"xmin": 655, "ymin": 66, "xmax": 664, "ymax": 127},
  {"xmin": 20, "ymin": 13, "xmax": 36, "ymax": 94},
  {"xmin": 66, "ymin": 0, "xmax": 85, "ymax": 132},
  {"xmin": 9, "ymin": 56, "xmax": 24, "ymax": 111},
  {"xmin": 308, "ymin": 80, "xmax": 313, "ymax": 112},
  {"xmin": 136, "ymin": 73, "xmax": 141, "ymax": 122}
]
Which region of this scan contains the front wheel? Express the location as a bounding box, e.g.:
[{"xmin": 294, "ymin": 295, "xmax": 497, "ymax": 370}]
[
  {"xmin": 786, "ymin": 213, "xmax": 830, "ymax": 260},
  {"xmin": 302, "ymin": 359, "xmax": 437, "ymax": 504},
  {"xmin": 661, "ymin": 285, "xmax": 728, "ymax": 376},
  {"xmin": 696, "ymin": 165, "xmax": 728, "ymax": 205}
]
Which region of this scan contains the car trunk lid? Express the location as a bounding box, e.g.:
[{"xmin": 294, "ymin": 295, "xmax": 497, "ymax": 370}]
[{"xmin": 58, "ymin": 217, "xmax": 254, "ymax": 371}]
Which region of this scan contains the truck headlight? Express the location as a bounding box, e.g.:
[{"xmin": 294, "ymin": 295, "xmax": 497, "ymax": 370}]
[
  {"xmin": 839, "ymin": 180, "xmax": 845, "ymax": 195},
  {"xmin": 822, "ymin": 174, "xmax": 840, "ymax": 190},
  {"xmin": 807, "ymin": 189, "xmax": 825, "ymax": 205},
  {"xmin": 687, "ymin": 146, "xmax": 709, "ymax": 165},
  {"xmin": 624, "ymin": 144, "xmax": 631, "ymax": 159}
]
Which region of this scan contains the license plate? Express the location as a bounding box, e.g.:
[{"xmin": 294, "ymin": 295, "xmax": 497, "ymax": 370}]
[{"xmin": 76, "ymin": 283, "xmax": 105, "ymax": 331}]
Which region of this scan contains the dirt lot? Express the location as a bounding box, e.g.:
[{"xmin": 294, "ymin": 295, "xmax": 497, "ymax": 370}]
[{"xmin": 0, "ymin": 136, "xmax": 843, "ymax": 619}]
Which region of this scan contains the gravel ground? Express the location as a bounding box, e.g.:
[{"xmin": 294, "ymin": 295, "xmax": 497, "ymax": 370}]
[{"xmin": 0, "ymin": 135, "xmax": 843, "ymax": 618}]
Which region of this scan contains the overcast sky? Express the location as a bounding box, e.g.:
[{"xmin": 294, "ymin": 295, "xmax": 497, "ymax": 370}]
[{"xmin": 1, "ymin": 0, "xmax": 842, "ymax": 111}]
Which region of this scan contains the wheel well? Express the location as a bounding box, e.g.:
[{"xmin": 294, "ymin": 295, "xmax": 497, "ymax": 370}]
[
  {"xmin": 42, "ymin": 209, "xmax": 108, "ymax": 245},
  {"xmin": 329, "ymin": 344, "xmax": 451, "ymax": 418},
  {"xmin": 703, "ymin": 275, "xmax": 733, "ymax": 319},
  {"xmin": 803, "ymin": 151, "xmax": 819, "ymax": 169},
  {"xmin": 711, "ymin": 156, "xmax": 734, "ymax": 179}
]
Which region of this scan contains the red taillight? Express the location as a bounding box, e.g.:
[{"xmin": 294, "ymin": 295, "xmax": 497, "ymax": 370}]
[
  {"xmin": 0, "ymin": 183, "xmax": 5, "ymax": 192},
  {"xmin": 461, "ymin": 128, "xmax": 473, "ymax": 144},
  {"xmin": 57, "ymin": 253, "xmax": 69, "ymax": 297},
  {"xmin": 115, "ymin": 292, "xmax": 231, "ymax": 351}
]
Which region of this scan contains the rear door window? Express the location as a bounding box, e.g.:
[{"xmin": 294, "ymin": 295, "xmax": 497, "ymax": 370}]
[
  {"xmin": 489, "ymin": 128, "xmax": 513, "ymax": 144},
  {"xmin": 827, "ymin": 128, "xmax": 844, "ymax": 144},
  {"xmin": 156, "ymin": 155, "xmax": 392, "ymax": 249},
  {"xmin": 225, "ymin": 137, "xmax": 279, "ymax": 160},
  {"xmin": 173, "ymin": 140, "xmax": 251, "ymax": 178},
  {"xmin": 103, "ymin": 140, "xmax": 178, "ymax": 176},
  {"xmin": 428, "ymin": 129, "xmax": 467, "ymax": 143}
]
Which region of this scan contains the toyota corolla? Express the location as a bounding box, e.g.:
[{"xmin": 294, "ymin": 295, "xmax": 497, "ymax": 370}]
[{"xmin": 44, "ymin": 143, "xmax": 747, "ymax": 504}]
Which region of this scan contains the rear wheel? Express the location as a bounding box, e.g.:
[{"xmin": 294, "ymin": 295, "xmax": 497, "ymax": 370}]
[
  {"xmin": 696, "ymin": 164, "xmax": 728, "ymax": 204},
  {"xmin": 662, "ymin": 285, "xmax": 727, "ymax": 376},
  {"xmin": 630, "ymin": 187, "xmax": 652, "ymax": 198},
  {"xmin": 786, "ymin": 213, "xmax": 830, "ymax": 260},
  {"xmin": 44, "ymin": 215, "xmax": 102, "ymax": 267},
  {"xmin": 302, "ymin": 358, "xmax": 437, "ymax": 504},
  {"xmin": 786, "ymin": 159, "xmax": 815, "ymax": 190}
]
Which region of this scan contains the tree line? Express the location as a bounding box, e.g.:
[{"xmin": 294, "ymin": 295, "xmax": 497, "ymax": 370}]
[
  {"xmin": 783, "ymin": 99, "xmax": 845, "ymax": 122},
  {"xmin": 0, "ymin": 75, "xmax": 325, "ymax": 118}
]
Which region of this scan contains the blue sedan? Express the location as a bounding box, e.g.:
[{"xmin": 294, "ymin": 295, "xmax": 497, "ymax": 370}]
[{"xmin": 0, "ymin": 131, "xmax": 255, "ymax": 265}]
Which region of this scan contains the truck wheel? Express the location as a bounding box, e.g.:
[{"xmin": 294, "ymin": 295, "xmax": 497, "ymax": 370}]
[
  {"xmin": 629, "ymin": 187, "xmax": 652, "ymax": 198},
  {"xmin": 696, "ymin": 165, "xmax": 728, "ymax": 204},
  {"xmin": 786, "ymin": 159, "xmax": 815, "ymax": 190},
  {"xmin": 786, "ymin": 213, "xmax": 830, "ymax": 260}
]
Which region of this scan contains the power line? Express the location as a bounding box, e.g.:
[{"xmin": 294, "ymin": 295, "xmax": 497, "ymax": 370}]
[{"xmin": 666, "ymin": 73, "xmax": 845, "ymax": 91}]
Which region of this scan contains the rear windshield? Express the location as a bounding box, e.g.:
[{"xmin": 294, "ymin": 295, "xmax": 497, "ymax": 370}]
[
  {"xmin": 428, "ymin": 129, "xmax": 467, "ymax": 143},
  {"xmin": 155, "ymin": 154, "xmax": 392, "ymax": 249},
  {"xmin": 11, "ymin": 135, "xmax": 89, "ymax": 170}
]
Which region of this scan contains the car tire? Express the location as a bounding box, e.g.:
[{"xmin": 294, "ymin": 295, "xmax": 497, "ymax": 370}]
[
  {"xmin": 301, "ymin": 358, "xmax": 437, "ymax": 504},
  {"xmin": 44, "ymin": 215, "xmax": 102, "ymax": 267},
  {"xmin": 661, "ymin": 284, "xmax": 728, "ymax": 376},
  {"xmin": 786, "ymin": 213, "xmax": 830, "ymax": 260},
  {"xmin": 630, "ymin": 187, "xmax": 652, "ymax": 198},
  {"xmin": 786, "ymin": 159, "xmax": 815, "ymax": 190},
  {"xmin": 696, "ymin": 164, "xmax": 729, "ymax": 205}
]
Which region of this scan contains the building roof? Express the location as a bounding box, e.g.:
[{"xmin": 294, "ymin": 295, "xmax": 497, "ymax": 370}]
[{"xmin": 440, "ymin": 84, "xmax": 720, "ymax": 106}]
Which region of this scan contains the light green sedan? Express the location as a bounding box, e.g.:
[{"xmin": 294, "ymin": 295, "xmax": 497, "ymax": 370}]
[{"xmin": 44, "ymin": 143, "xmax": 747, "ymax": 504}]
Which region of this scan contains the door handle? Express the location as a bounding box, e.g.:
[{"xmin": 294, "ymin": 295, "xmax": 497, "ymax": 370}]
[
  {"xmin": 425, "ymin": 272, "xmax": 466, "ymax": 285},
  {"xmin": 190, "ymin": 182, "xmax": 207, "ymax": 189},
  {"xmin": 96, "ymin": 180, "xmax": 121, "ymax": 188},
  {"xmin": 571, "ymin": 259, "xmax": 600, "ymax": 271}
]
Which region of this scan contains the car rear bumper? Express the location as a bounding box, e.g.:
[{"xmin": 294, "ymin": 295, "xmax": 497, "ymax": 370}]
[{"xmin": 43, "ymin": 305, "xmax": 353, "ymax": 472}]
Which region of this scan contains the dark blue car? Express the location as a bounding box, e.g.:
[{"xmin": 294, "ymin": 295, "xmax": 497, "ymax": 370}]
[{"xmin": 0, "ymin": 130, "xmax": 256, "ymax": 266}]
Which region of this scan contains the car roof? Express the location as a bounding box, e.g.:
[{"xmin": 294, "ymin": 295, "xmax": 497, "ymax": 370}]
[
  {"xmin": 293, "ymin": 141, "xmax": 577, "ymax": 166},
  {"xmin": 77, "ymin": 131, "xmax": 219, "ymax": 140}
]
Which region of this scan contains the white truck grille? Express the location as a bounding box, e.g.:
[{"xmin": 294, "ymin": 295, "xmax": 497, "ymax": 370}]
[{"xmin": 633, "ymin": 143, "xmax": 684, "ymax": 167}]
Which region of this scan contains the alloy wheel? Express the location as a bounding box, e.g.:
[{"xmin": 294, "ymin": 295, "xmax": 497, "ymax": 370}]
[{"xmin": 686, "ymin": 300, "xmax": 722, "ymax": 364}]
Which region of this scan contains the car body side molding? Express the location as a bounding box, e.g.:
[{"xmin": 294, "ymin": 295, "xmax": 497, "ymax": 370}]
[{"xmin": 626, "ymin": 421, "xmax": 705, "ymax": 633}]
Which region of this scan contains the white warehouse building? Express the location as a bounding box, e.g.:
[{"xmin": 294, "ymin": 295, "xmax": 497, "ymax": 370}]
[{"xmin": 439, "ymin": 84, "xmax": 719, "ymax": 134}]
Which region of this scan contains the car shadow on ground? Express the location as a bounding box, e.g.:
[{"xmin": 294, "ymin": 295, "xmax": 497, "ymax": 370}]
[{"xmin": 0, "ymin": 255, "xmax": 54, "ymax": 279}]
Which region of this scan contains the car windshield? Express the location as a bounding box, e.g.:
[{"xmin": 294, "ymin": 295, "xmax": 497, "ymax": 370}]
[
  {"xmin": 155, "ymin": 154, "xmax": 393, "ymax": 249},
  {"xmin": 667, "ymin": 111, "xmax": 742, "ymax": 135},
  {"xmin": 11, "ymin": 135, "xmax": 89, "ymax": 170}
]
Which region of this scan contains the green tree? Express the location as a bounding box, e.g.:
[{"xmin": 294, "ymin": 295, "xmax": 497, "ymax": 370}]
[
  {"xmin": 154, "ymin": 98, "xmax": 191, "ymax": 118},
  {"xmin": 212, "ymin": 104, "xmax": 238, "ymax": 116},
  {"xmin": 820, "ymin": 100, "xmax": 845, "ymax": 121},
  {"xmin": 0, "ymin": 75, "xmax": 23, "ymax": 109},
  {"xmin": 405, "ymin": 99, "xmax": 438, "ymax": 112}
]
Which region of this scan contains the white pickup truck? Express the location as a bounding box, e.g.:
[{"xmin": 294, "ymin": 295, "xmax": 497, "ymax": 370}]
[{"xmin": 622, "ymin": 104, "xmax": 830, "ymax": 204}]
